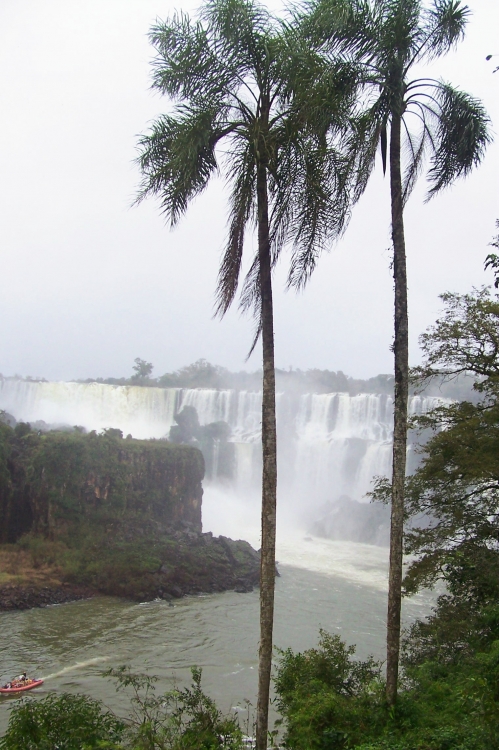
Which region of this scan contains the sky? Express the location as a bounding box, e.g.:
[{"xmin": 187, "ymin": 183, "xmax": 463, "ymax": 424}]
[{"xmin": 0, "ymin": 0, "xmax": 498, "ymax": 382}]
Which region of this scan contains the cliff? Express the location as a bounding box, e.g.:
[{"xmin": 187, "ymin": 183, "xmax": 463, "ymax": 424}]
[
  {"xmin": 0, "ymin": 423, "xmax": 204, "ymax": 542},
  {"xmin": 0, "ymin": 423, "xmax": 260, "ymax": 606}
]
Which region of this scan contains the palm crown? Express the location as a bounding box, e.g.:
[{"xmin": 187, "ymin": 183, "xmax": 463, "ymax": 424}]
[
  {"xmin": 305, "ymin": 0, "xmax": 491, "ymax": 200},
  {"xmin": 136, "ymin": 0, "xmax": 357, "ymax": 328}
]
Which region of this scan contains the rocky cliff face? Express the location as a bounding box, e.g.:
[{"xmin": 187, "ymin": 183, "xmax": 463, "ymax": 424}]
[
  {"xmin": 0, "ymin": 422, "xmax": 261, "ymax": 605},
  {"xmin": 0, "ymin": 423, "xmax": 204, "ymax": 544}
]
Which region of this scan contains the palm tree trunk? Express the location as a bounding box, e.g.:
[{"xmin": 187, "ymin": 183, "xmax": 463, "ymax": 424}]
[
  {"xmin": 386, "ymin": 111, "xmax": 409, "ymax": 706},
  {"xmin": 255, "ymin": 155, "xmax": 278, "ymax": 750}
]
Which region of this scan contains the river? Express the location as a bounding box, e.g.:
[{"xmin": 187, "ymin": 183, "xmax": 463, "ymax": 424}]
[
  {"xmin": 0, "ymin": 382, "xmax": 437, "ymax": 736},
  {"xmin": 0, "ymin": 498, "xmax": 433, "ymax": 735}
]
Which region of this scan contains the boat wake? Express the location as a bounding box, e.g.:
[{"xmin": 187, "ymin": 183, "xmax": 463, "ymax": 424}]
[{"xmin": 40, "ymin": 656, "xmax": 110, "ymax": 681}]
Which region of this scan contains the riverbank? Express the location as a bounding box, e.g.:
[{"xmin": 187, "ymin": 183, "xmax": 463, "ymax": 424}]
[
  {"xmin": 0, "ymin": 582, "xmax": 98, "ymax": 611},
  {"xmin": 0, "ymin": 530, "xmax": 261, "ymax": 612}
]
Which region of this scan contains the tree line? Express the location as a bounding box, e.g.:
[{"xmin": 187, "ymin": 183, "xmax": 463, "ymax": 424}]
[{"xmin": 132, "ymin": 0, "xmax": 491, "ymax": 746}]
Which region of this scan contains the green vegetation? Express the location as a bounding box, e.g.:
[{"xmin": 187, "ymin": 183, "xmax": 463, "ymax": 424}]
[
  {"xmin": 0, "ymin": 423, "xmax": 203, "ymax": 545},
  {"xmin": 0, "ymin": 669, "xmax": 243, "ymax": 750},
  {"xmin": 274, "ymin": 628, "xmax": 499, "ymax": 749},
  {"xmin": 0, "ymin": 693, "xmax": 125, "ymax": 750},
  {"xmin": 0, "ymin": 421, "xmax": 261, "ymax": 601}
]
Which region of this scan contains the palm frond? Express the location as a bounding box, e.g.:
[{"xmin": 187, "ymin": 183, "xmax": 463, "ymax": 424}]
[
  {"xmin": 204, "ymin": 0, "xmax": 271, "ymax": 42},
  {"xmin": 288, "ymin": 140, "xmax": 351, "ymax": 289},
  {"xmin": 426, "ymin": 83, "xmax": 492, "ymax": 198},
  {"xmin": 422, "ymin": 0, "xmax": 470, "ymax": 61},
  {"xmin": 401, "ymin": 106, "xmax": 437, "ymax": 203},
  {"xmin": 150, "ymin": 14, "xmax": 226, "ymax": 102},
  {"xmin": 239, "ymin": 253, "xmax": 261, "ymax": 318},
  {"xmin": 377, "ymin": 0, "xmax": 421, "ymax": 67},
  {"xmin": 300, "ymin": 0, "xmax": 375, "ymax": 59},
  {"xmin": 136, "ymin": 105, "xmax": 231, "ymax": 226},
  {"xmin": 215, "ymin": 140, "xmax": 256, "ymax": 317},
  {"xmin": 202, "ymin": 0, "xmax": 273, "ymax": 75},
  {"xmin": 344, "ymin": 97, "xmax": 389, "ymax": 202}
]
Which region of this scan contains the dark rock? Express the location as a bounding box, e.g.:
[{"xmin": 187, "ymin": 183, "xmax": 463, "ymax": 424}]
[
  {"xmin": 311, "ymin": 496, "xmax": 391, "ymax": 546},
  {"xmin": 234, "ymin": 578, "xmax": 254, "ymax": 593},
  {"xmin": 168, "ymin": 585, "xmax": 184, "ymax": 598},
  {"xmin": 0, "ymin": 583, "xmax": 97, "ymax": 612}
]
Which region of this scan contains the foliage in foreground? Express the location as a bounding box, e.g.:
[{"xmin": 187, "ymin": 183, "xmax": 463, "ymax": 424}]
[
  {"xmin": 0, "ymin": 692, "xmax": 125, "ymax": 750},
  {"xmin": 0, "ymin": 669, "xmax": 245, "ymax": 750},
  {"xmin": 274, "ymin": 629, "xmax": 499, "ymax": 750},
  {"xmin": 3, "ymin": 628, "xmax": 499, "ymax": 750}
]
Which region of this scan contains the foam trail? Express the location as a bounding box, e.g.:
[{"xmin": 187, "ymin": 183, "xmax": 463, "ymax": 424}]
[{"xmin": 40, "ymin": 656, "xmax": 110, "ymax": 681}]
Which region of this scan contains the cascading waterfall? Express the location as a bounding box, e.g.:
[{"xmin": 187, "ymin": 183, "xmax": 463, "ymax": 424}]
[{"xmin": 0, "ymin": 379, "xmax": 444, "ymax": 534}]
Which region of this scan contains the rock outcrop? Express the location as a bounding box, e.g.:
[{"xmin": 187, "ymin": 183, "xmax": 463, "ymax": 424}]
[
  {"xmin": 0, "ymin": 423, "xmax": 261, "ymax": 609},
  {"xmin": 0, "ymin": 424, "xmax": 204, "ymax": 543}
]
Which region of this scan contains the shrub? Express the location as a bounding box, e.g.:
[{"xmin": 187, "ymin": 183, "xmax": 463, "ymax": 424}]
[
  {"xmin": 0, "ymin": 692, "xmax": 125, "ymax": 749},
  {"xmin": 106, "ymin": 666, "xmax": 245, "ymax": 749}
]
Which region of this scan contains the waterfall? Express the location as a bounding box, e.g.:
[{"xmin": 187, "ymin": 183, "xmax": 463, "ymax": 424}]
[{"xmin": 0, "ymin": 379, "xmax": 445, "ymax": 528}]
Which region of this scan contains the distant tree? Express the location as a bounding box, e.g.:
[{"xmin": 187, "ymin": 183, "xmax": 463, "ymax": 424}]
[
  {"xmin": 132, "ymin": 358, "xmax": 154, "ymax": 380},
  {"xmin": 102, "ymin": 427, "xmax": 124, "ymax": 439},
  {"xmin": 158, "ymin": 360, "xmax": 227, "ymax": 390}
]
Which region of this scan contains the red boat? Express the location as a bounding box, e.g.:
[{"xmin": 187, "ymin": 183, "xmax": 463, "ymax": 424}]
[{"xmin": 0, "ymin": 679, "xmax": 44, "ymax": 694}]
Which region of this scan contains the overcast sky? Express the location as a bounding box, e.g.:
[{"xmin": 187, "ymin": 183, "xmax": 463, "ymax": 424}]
[{"xmin": 0, "ymin": 0, "xmax": 498, "ymax": 382}]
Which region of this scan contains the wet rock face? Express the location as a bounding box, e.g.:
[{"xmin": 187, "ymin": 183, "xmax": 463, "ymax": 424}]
[
  {"xmin": 104, "ymin": 530, "xmax": 262, "ymax": 602},
  {"xmin": 0, "ymin": 426, "xmax": 261, "ymax": 610},
  {"xmin": 0, "ymin": 428, "xmax": 204, "ymax": 543},
  {"xmin": 0, "ymin": 583, "xmax": 96, "ymax": 611}
]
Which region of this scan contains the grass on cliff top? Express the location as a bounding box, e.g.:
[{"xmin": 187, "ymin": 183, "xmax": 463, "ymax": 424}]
[{"xmin": 0, "ymin": 544, "xmax": 64, "ymax": 588}]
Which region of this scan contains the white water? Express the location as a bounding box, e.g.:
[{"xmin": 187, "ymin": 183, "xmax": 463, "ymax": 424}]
[
  {"xmin": 0, "ymin": 380, "xmax": 444, "ymax": 526},
  {"xmin": 0, "ymin": 380, "xmax": 440, "ymax": 734}
]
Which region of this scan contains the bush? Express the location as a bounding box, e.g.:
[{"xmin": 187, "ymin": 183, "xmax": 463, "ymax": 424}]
[
  {"xmin": 0, "ymin": 692, "xmax": 125, "ymax": 749},
  {"xmin": 0, "ymin": 669, "xmax": 245, "ymax": 750},
  {"xmin": 274, "ymin": 629, "xmax": 499, "ymax": 750},
  {"xmin": 108, "ymin": 666, "xmax": 245, "ymax": 749},
  {"xmin": 274, "ymin": 631, "xmax": 383, "ymax": 749}
]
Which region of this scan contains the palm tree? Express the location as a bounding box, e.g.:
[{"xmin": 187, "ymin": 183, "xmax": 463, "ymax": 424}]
[
  {"xmin": 301, "ymin": 0, "xmax": 491, "ymax": 704},
  {"xmin": 135, "ymin": 1, "xmax": 356, "ymax": 744}
]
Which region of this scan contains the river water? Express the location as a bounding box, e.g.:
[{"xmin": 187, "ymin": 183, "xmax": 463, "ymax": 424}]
[
  {"xmin": 0, "ymin": 491, "xmax": 433, "ymax": 735},
  {"xmin": 0, "ymin": 382, "xmax": 438, "ymax": 735}
]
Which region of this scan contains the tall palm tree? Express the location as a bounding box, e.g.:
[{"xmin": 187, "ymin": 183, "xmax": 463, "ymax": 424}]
[
  {"xmin": 301, "ymin": 0, "xmax": 491, "ymax": 704},
  {"xmin": 135, "ymin": 1, "xmax": 356, "ymax": 744}
]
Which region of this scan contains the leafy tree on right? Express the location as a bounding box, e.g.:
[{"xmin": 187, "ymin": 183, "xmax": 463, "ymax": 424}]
[{"xmin": 301, "ymin": 0, "xmax": 492, "ymax": 703}]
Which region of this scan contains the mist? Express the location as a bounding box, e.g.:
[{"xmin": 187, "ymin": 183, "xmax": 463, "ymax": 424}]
[{"xmin": 0, "ymin": 0, "xmax": 498, "ymax": 382}]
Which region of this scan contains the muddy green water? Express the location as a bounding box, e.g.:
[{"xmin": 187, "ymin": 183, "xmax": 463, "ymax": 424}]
[{"xmin": 0, "ymin": 536, "xmax": 433, "ymax": 735}]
